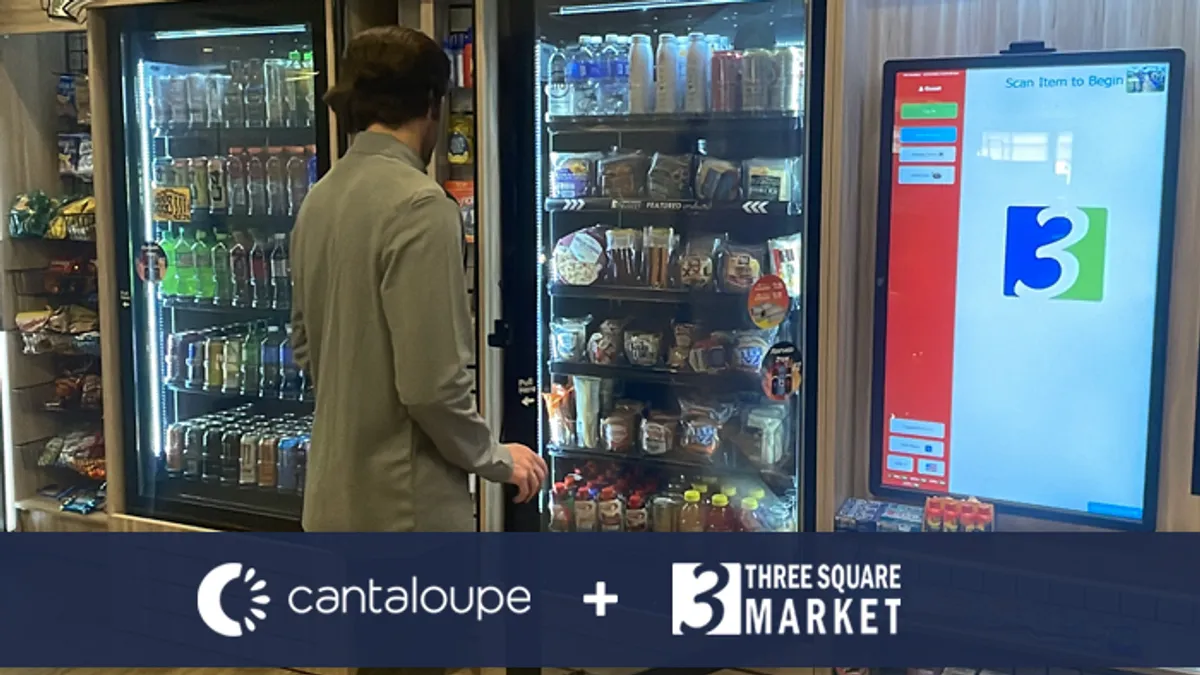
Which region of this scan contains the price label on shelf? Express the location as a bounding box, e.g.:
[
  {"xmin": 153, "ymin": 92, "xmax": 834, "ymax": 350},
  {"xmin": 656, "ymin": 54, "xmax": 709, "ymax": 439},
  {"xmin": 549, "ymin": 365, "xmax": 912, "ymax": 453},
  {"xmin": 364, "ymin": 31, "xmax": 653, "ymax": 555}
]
[
  {"xmin": 747, "ymin": 274, "xmax": 789, "ymax": 329},
  {"xmin": 152, "ymin": 187, "xmax": 191, "ymax": 222}
]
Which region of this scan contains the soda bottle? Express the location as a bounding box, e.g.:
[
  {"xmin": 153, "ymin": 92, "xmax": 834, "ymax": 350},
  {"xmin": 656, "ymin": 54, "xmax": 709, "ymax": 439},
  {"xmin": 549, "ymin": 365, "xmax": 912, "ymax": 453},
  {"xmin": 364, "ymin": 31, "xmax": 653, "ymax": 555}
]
[
  {"xmin": 279, "ymin": 324, "xmax": 301, "ymax": 399},
  {"xmin": 211, "ymin": 232, "xmax": 231, "ymax": 305},
  {"xmin": 226, "ymin": 149, "xmax": 248, "ymax": 216},
  {"xmin": 240, "ymin": 323, "xmax": 263, "ymax": 396},
  {"xmin": 222, "ymin": 331, "xmax": 243, "ymax": 394},
  {"xmin": 265, "ymin": 147, "xmax": 287, "ymax": 216},
  {"xmin": 223, "ymin": 60, "xmax": 246, "ymax": 128},
  {"xmin": 229, "ymin": 231, "xmax": 251, "ymax": 307},
  {"xmin": 192, "ymin": 230, "xmax": 214, "ymax": 302},
  {"xmin": 158, "ymin": 224, "xmax": 179, "ymax": 298},
  {"xmin": 545, "ymin": 44, "xmax": 571, "ymax": 117},
  {"xmin": 208, "ymin": 156, "xmax": 228, "ymax": 214},
  {"xmin": 260, "ymin": 324, "xmax": 282, "ymax": 396},
  {"xmin": 246, "ymin": 148, "xmax": 267, "ymax": 216},
  {"xmin": 239, "ymin": 429, "xmax": 260, "ymax": 487},
  {"xmin": 302, "ymin": 50, "xmax": 316, "ymax": 127},
  {"xmin": 183, "ymin": 423, "xmax": 205, "ymax": 480},
  {"xmin": 286, "ymin": 147, "xmax": 309, "ymax": 215},
  {"xmin": 263, "ymin": 58, "xmax": 288, "ymax": 127},
  {"xmin": 249, "ymin": 232, "xmax": 270, "ymax": 308},
  {"xmin": 548, "ymin": 482, "xmax": 572, "ymax": 531},
  {"xmin": 173, "ymin": 227, "xmax": 197, "ymax": 300},
  {"xmin": 269, "ymin": 232, "xmax": 291, "ymax": 309},
  {"xmin": 306, "ymin": 144, "xmax": 318, "ymax": 187},
  {"xmin": 705, "ymin": 493, "xmax": 734, "ymax": 532},
  {"xmin": 221, "ymin": 426, "xmax": 242, "ymax": 485},
  {"xmin": 243, "ymin": 58, "xmax": 267, "ymax": 128},
  {"xmin": 677, "ymin": 489, "xmax": 705, "ymax": 532}
]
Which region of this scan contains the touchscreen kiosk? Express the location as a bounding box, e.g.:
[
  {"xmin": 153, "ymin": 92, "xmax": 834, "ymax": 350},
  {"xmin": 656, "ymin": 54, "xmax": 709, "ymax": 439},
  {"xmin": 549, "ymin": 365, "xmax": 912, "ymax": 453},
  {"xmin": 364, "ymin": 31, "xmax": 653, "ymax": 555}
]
[{"xmin": 870, "ymin": 49, "xmax": 1184, "ymax": 530}]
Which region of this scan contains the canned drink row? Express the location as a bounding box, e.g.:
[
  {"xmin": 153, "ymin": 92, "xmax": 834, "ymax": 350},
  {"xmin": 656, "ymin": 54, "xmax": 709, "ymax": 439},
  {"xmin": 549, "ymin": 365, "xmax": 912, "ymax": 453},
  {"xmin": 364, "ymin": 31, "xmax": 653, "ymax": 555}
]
[
  {"xmin": 164, "ymin": 320, "xmax": 310, "ymax": 400},
  {"xmin": 150, "ymin": 52, "xmax": 316, "ymax": 131},
  {"xmin": 153, "ymin": 145, "xmax": 316, "ymax": 218},
  {"xmin": 164, "ymin": 405, "xmax": 312, "ymax": 494}
]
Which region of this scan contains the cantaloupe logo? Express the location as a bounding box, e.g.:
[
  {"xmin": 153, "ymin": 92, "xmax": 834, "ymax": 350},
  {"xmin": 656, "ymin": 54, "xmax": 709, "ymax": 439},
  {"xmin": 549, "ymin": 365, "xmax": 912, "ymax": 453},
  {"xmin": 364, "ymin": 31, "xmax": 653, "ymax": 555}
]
[{"xmin": 197, "ymin": 562, "xmax": 271, "ymax": 637}]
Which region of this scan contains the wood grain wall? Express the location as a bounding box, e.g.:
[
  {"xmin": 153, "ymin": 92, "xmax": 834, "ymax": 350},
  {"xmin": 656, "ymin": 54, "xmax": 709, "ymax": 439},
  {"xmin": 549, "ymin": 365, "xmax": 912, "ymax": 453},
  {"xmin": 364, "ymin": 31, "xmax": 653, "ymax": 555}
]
[{"xmin": 821, "ymin": 0, "xmax": 1200, "ymax": 530}]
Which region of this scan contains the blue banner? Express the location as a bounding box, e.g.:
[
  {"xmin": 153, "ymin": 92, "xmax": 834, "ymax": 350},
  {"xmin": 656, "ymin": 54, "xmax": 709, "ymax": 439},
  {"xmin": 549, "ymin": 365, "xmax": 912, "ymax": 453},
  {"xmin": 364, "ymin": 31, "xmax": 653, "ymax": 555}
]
[{"xmin": 2, "ymin": 533, "xmax": 1198, "ymax": 667}]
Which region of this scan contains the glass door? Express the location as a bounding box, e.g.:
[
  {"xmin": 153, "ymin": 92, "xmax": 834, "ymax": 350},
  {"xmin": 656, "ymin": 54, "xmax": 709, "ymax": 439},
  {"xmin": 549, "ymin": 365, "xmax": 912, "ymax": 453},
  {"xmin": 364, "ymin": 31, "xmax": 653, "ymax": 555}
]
[
  {"xmin": 108, "ymin": 0, "xmax": 330, "ymax": 530},
  {"xmin": 502, "ymin": 0, "xmax": 820, "ymax": 533}
]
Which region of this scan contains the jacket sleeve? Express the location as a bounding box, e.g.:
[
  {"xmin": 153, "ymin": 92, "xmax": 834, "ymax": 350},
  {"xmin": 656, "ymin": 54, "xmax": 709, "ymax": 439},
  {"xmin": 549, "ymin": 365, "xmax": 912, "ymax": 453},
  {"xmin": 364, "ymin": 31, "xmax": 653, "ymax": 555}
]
[
  {"xmin": 289, "ymin": 234, "xmax": 311, "ymax": 377},
  {"xmin": 379, "ymin": 190, "xmax": 513, "ymax": 483}
]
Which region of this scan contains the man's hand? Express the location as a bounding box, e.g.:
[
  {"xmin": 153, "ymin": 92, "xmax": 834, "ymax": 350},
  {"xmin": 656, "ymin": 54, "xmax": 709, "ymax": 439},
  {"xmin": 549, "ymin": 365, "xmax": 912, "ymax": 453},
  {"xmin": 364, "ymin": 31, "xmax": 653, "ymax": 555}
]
[{"xmin": 505, "ymin": 443, "xmax": 547, "ymax": 503}]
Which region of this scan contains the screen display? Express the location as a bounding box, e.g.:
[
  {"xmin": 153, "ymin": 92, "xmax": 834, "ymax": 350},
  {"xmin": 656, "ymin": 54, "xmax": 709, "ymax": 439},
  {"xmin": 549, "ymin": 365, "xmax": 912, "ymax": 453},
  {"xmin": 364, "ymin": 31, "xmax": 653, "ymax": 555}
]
[{"xmin": 877, "ymin": 58, "xmax": 1175, "ymax": 523}]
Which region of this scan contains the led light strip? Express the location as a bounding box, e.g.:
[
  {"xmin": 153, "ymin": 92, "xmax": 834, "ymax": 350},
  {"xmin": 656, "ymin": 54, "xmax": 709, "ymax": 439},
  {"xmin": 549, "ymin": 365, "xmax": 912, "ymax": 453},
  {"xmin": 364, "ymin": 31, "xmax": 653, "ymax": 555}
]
[
  {"xmin": 557, "ymin": 0, "xmax": 762, "ymax": 16},
  {"xmin": 153, "ymin": 24, "xmax": 307, "ymax": 41},
  {"xmin": 136, "ymin": 60, "xmax": 164, "ymax": 460}
]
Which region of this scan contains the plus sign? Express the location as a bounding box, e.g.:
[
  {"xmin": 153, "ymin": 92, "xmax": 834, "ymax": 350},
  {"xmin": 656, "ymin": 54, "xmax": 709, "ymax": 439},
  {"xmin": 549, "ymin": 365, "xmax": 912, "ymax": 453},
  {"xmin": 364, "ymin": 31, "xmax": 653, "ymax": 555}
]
[{"xmin": 582, "ymin": 581, "xmax": 619, "ymax": 617}]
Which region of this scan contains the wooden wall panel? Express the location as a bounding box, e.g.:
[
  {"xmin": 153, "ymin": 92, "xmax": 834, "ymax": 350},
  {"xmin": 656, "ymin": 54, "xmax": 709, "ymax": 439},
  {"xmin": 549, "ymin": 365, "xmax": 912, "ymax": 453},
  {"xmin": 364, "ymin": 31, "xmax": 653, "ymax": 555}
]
[
  {"xmin": 825, "ymin": 0, "xmax": 1200, "ymax": 530},
  {"xmin": 108, "ymin": 513, "xmax": 213, "ymax": 532}
]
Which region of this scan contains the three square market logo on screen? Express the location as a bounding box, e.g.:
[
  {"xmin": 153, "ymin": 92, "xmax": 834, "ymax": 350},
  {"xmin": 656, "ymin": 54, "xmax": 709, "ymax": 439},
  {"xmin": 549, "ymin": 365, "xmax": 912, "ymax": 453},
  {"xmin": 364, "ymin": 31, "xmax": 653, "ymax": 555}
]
[
  {"xmin": 1003, "ymin": 205, "xmax": 1108, "ymax": 301},
  {"xmin": 672, "ymin": 563, "xmax": 743, "ymax": 635}
]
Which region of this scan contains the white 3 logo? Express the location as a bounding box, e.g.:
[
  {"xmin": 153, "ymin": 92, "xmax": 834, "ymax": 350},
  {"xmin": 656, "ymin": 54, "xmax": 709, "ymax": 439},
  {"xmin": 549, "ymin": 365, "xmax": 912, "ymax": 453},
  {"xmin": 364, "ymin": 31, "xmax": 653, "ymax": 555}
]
[
  {"xmin": 1011, "ymin": 206, "xmax": 1090, "ymax": 298},
  {"xmin": 196, "ymin": 562, "xmax": 271, "ymax": 638}
]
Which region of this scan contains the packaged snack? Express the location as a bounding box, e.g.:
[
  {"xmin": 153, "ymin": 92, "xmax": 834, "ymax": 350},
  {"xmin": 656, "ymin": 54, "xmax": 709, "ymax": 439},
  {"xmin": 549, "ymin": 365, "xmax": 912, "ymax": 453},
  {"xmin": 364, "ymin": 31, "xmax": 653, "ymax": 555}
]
[
  {"xmin": 56, "ymin": 74, "xmax": 77, "ymax": 118},
  {"xmin": 601, "ymin": 402, "xmax": 641, "ymax": 453},
  {"xmin": 550, "ymin": 315, "xmax": 591, "ymax": 362},
  {"xmin": 741, "ymin": 404, "xmax": 787, "ymax": 466},
  {"xmin": 75, "ymin": 74, "xmax": 91, "ymax": 127},
  {"xmin": 543, "ymin": 383, "xmax": 574, "ymax": 446},
  {"xmin": 647, "ymin": 152, "xmax": 694, "ymax": 200},
  {"xmin": 695, "ymin": 156, "xmax": 741, "ymax": 201},
  {"xmin": 743, "ymin": 157, "xmax": 799, "ymax": 201},
  {"xmin": 721, "ymin": 243, "xmax": 765, "ymax": 291},
  {"xmin": 15, "ymin": 309, "xmax": 52, "ymax": 334},
  {"xmin": 678, "ymin": 234, "xmax": 722, "ymax": 290},
  {"xmin": 549, "ymin": 152, "xmax": 599, "ymax": 198},
  {"xmin": 39, "ymin": 437, "xmax": 65, "ymax": 467},
  {"xmin": 587, "ymin": 318, "xmax": 627, "ymax": 365},
  {"xmin": 641, "ymin": 412, "xmax": 679, "ymax": 455},
  {"xmin": 9, "ymin": 192, "xmax": 54, "ymax": 239},
  {"xmin": 678, "ymin": 398, "xmax": 735, "ymax": 458},
  {"xmin": 689, "ymin": 331, "xmax": 731, "ymax": 373},
  {"xmin": 667, "ymin": 322, "xmax": 700, "ymax": 370},
  {"xmin": 877, "ymin": 503, "xmax": 923, "ymax": 532},
  {"xmin": 597, "ymin": 150, "xmax": 649, "ymax": 198},
  {"xmin": 572, "ymin": 376, "xmax": 602, "ymax": 448},
  {"xmin": 642, "ymin": 227, "xmax": 675, "ymax": 288},
  {"xmin": 606, "ymin": 228, "xmax": 641, "ymax": 284},
  {"xmin": 624, "ymin": 330, "xmax": 663, "ymax": 367},
  {"xmin": 447, "ymin": 114, "xmax": 474, "ymax": 165},
  {"xmin": 767, "ymin": 233, "xmax": 803, "ymax": 299},
  {"xmin": 551, "ymin": 227, "xmax": 606, "ymax": 286},
  {"xmin": 731, "ymin": 331, "xmax": 771, "ymax": 371},
  {"xmin": 80, "ymin": 373, "xmax": 102, "ymax": 409}
]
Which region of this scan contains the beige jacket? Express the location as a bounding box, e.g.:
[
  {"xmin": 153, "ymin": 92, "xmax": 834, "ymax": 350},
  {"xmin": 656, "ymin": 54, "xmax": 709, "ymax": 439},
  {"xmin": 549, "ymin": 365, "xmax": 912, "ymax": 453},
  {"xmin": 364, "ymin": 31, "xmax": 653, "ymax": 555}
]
[{"xmin": 290, "ymin": 131, "xmax": 511, "ymax": 532}]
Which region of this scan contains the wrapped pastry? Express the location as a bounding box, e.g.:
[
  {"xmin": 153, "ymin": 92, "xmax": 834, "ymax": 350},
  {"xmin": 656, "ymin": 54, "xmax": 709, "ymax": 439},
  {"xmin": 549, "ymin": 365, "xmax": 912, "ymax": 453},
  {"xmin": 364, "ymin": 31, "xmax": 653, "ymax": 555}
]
[
  {"xmin": 551, "ymin": 227, "xmax": 607, "ymax": 286},
  {"xmin": 550, "ymin": 315, "xmax": 591, "ymax": 363},
  {"xmin": 587, "ymin": 318, "xmax": 628, "ymax": 365},
  {"xmin": 679, "ymin": 234, "xmax": 722, "ymax": 290},
  {"xmin": 624, "ymin": 330, "xmax": 663, "ymax": 367},
  {"xmin": 550, "ymin": 151, "xmax": 599, "ymax": 198},
  {"xmin": 721, "ymin": 243, "xmax": 765, "ymax": 292},
  {"xmin": 647, "ymin": 153, "xmax": 694, "ymax": 200},
  {"xmin": 695, "ymin": 157, "xmax": 741, "ymax": 201},
  {"xmin": 606, "ymin": 228, "xmax": 641, "ymax": 284},
  {"xmin": 543, "ymin": 383, "xmax": 575, "ymax": 447},
  {"xmin": 597, "ymin": 150, "xmax": 648, "ymax": 198},
  {"xmin": 642, "ymin": 227, "xmax": 675, "ymax": 289}
]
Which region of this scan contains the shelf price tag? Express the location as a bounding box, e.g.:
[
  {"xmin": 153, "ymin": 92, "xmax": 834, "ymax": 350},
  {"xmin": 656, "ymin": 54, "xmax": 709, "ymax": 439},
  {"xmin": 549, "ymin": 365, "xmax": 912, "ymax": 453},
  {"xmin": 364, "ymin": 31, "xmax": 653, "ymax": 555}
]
[
  {"xmin": 152, "ymin": 187, "xmax": 191, "ymax": 222},
  {"xmin": 747, "ymin": 274, "xmax": 789, "ymax": 329}
]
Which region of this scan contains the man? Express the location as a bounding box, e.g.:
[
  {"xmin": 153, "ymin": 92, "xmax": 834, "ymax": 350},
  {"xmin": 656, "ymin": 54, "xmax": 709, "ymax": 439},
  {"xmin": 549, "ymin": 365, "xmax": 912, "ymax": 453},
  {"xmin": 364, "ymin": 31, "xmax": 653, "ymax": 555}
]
[{"xmin": 291, "ymin": 26, "xmax": 546, "ymax": 533}]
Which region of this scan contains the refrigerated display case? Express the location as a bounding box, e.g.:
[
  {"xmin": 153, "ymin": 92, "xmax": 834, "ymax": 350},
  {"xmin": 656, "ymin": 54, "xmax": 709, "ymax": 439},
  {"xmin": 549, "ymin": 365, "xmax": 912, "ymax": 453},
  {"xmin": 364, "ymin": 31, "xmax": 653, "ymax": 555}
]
[
  {"xmin": 493, "ymin": 0, "xmax": 826, "ymax": 533},
  {"xmin": 103, "ymin": 1, "xmax": 331, "ymax": 530}
]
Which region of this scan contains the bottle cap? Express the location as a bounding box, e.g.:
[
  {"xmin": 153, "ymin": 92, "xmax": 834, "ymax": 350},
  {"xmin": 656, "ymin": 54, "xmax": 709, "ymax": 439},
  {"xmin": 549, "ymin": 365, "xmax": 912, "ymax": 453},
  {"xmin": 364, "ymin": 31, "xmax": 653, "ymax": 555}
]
[
  {"xmin": 683, "ymin": 490, "xmax": 700, "ymax": 503},
  {"xmin": 691, "ymin": 483, "xmax": 708, "ymax": 494},
  {"xmin": 553, "ymin": 481, "xmax": 566, "ymax": 494},
  {"xmin": 712, "ymin": 494, "xmax": 729, "ymax": 507},
  {"xmin": 741, "ymin": 497, "xmax": 759, "ymax": 511},
  {"xmin": 722, "ymin": 486, "xmax": 737, "ymax": 497},
  {"xmin": 750, "ymin": 488, "xmax": 765, "ymax": 500},
  {"xmin": 628, "ymin": 493, "xmax": 643, "ymax": 509},
  {"xmin": 576, "ymin": 487, "xmax": 591, "ymax": 500},
  {"xmin": 600, "ymin": 486, "xmax": 616, "ymax": 500}
]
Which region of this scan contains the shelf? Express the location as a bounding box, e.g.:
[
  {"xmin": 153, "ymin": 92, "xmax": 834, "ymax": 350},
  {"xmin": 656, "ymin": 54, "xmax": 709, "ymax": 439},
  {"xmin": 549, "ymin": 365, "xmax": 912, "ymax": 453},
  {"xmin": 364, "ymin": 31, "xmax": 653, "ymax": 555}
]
[
  {"xmin": 546, "ymin": 111, "xmax": 802, "ymax": 134},
  {"xmin": 161, "ymin": 296, "xmax": 290, "ymax": 317},
  {"xmin": 549, "ymin": 361, "xmax": 760, "ymax": 390},
  {"xmin": 548, "ymin": 444, "xmax": 761, "ymax": 477},
  {"xmin": 549, "ymin": 283, "xmax": 748, "ymax": 307},
  {"xmin": 182, "ymin": 213, "xmax": 294, "ymax": 231},
  {"xmin": 545, "ymin": 197, "xmax": 798, "ymax": 217},
  {"xmin": 165, "ymin": 381, "xmax": 312, "ymax": 404},
  {"xmin": 152, "ymin": 125, "xmax": 315, "ymax": 147},
  {"xmin": 15, "ymin": 495, "xmax": 108, "ymax": 526}
]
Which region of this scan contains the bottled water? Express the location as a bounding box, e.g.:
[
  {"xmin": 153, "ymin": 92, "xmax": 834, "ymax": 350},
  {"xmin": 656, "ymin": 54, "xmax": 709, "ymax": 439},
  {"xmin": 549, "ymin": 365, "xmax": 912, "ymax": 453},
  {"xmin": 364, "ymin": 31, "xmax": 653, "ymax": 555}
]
[
  {"xmin": 568, "ymin": 35, "xmax": 600, "ymax": 116},
  {"xmin": 546, "ymin": 44, "xmax": 571, "ymax": 117},
  {"xmin": 600, "ymin": 33, "xmax": 629, "ymax": 115}
]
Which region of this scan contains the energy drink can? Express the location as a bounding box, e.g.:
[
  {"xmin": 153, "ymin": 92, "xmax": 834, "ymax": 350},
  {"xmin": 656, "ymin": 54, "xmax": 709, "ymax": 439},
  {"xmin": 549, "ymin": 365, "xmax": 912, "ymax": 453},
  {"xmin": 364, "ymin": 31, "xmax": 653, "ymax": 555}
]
[
  {"xmin": 183, "ymin": 423, "xmax": 205, "ymax": 480},
  {"xmin": 203, "ymin": 425, "xmax": 223, "ymax": 482},
  {"xmin": 295, "ymin": 437, "xmax": 309, "ymax": 496},
  {"xmin": 222, "ymin": 338, "xmax": 243, "ymax": 393},
  {"xmin": 186, "ymin": 337, "xmax": 206, "ymax": 388},
  {"xmin": 171, "ymin": 159, "xmax": 190, "ymax": 192},
  {"xmin": 741, "ymin": 49, "xmax": 775, "ymax": 112},
  {"xmin": 153, "ymin": 157, "xmax": 175, "ymax": 189},
  {"xmin": 711, "ymin": 50, "xmax": 742, "ymax": 113},
  {"xmin": 204, "ymin": 335, "xmax": 224, "ymax": 390},
  {"xmin": 208, "ymin": 156, "xmax": 228, "ymax": 214},
  {"xmin": 164, "ymin": 332, "xmax": 185, "ymax": 384},
  {"xmin": 257, "ymin": 435, "xmax": 278, "ymax": 488},
  {"xmin": 190, "ymin": 157, "xmax": 210, "ymax": 210},
  {"xmin": 239, "ymin": 431, "xmax": 259, "ymax": 487},
  {"xmin": 221, "ymin": 427, "xmax": 241, "ymax": 485},
  {"xmin": 165, "ymin": 422, "xmax": 186, "ymax": 477},
  {"xmin": 772, "ymin": 47, "xmax": 804, "ymax": 112},
  {"xmin": 276, "ymin": 436, "xmax": 298, "ymax": 493}
]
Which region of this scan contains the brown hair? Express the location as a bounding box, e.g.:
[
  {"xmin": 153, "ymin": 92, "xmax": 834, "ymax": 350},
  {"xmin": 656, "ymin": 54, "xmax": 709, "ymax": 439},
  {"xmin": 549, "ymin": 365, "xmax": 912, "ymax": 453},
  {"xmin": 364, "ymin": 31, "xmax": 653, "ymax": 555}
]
[{"xmin": 324, "ymin": 26, "xmax": 450, "ymax": 133}]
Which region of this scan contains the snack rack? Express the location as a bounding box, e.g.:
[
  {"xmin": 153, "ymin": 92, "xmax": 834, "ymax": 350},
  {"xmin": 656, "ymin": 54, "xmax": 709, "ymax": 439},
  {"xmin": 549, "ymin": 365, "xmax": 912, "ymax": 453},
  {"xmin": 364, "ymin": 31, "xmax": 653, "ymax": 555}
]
[
  {"xmin": 0, "ymin": 30, "xmax": 106, "ymax": 531},
  {"xmin": 495, "ymin": 0, "xmax": 823, "ymax": 535}
]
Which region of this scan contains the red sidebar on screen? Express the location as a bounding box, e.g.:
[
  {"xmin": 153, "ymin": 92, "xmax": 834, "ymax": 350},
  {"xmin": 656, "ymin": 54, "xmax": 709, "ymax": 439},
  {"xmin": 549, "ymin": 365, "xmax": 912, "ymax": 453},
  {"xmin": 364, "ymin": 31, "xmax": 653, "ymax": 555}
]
[{"xmin": 880, "ymin": 70, "xmax": 966, "ymax": 492}]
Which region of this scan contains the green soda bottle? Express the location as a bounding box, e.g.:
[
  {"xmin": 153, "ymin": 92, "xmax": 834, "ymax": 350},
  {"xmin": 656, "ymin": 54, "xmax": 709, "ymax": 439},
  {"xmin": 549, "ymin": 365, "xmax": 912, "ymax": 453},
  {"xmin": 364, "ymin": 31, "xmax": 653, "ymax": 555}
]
[
  {"xmin": 158, "ymin": 224, "xmax": 179, "ymax": 297},
  {"xmin": 193, "ymin": 230, "xmax": 214, "ymax": 302},
  {"xmin": 174, "ymin": 227, "xmax": 197, "ymax": 299},
  {"xmin": 211, "ymin": 232, "xmax": 232, "ymax": 306}
]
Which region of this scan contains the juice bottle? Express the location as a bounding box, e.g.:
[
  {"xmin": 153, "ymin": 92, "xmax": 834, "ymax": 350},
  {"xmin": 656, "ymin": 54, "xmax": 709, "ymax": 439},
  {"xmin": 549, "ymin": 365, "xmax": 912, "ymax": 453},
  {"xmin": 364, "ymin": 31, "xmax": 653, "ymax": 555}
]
[
  {"xmin": 739, "ymin": 497, "xmax": 764, "ymax": 532},
  {"xmin": 548, "ymin": 482, "xmax": 572, "ymax": 532},
  {"xmin": 706, "ymin": 493, "xmax": 734, "ymax": 532},
  {"xmin": 626, "ymin": 493, "xmax": 649, "ymax": 532},
  {"xmin": 677, "ymin": 490, "xmax": 705, "ymax": 532},
  {"xmin": 229, "ymin": 231, "xmax": 251, "ymax": 306},
  {"xmin": 598, "ymin": 486, "xmax": 624, "ymax": 532},
  {"xmin": 692, "ymin": 482, "xmax": 710, "ymax": 519},
  {"xmin": 574, "ymin": 486, "xmax": 597, "ymax": 532}
]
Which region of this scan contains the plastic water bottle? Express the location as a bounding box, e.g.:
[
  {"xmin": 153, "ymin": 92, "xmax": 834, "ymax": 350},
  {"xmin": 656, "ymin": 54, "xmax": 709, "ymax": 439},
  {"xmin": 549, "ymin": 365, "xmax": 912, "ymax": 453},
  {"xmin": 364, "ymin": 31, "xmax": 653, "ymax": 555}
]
[
  {"xmin": 546, "ymin": 43, "xmax": 571, "ymax": 117},
  {"xmin": 600, "ymin": 34, "xmax": 628, "ymax": 116},
  {"xmin": 570, "ymin": 35, "xmax": 600, "ymax": 116}
]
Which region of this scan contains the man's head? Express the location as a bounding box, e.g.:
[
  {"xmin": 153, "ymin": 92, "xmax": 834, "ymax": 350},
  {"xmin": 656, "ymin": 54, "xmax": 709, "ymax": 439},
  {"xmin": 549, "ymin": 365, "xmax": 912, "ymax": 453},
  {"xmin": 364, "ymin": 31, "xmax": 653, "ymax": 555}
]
[{"xmin": 324, "ymin": 26, "xmax": 450, "ymax": 165}]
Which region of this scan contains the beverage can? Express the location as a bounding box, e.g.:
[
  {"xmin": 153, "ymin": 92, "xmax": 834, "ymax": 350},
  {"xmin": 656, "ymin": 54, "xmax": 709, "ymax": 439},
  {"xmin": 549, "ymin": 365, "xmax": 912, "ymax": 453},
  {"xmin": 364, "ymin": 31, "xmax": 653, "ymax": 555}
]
[
  {"xmin": 187, "ymin": 73, "xmax": 209, "ymax": 127},
  {"xmin": 208, "ymin": 157, "xmax": 227, "ymax": 214},
  {"xmin": 712, "ymin": 50, "xmax": 742, "ymax": 113},
  {"xmin": 185, "ymin": 337, "xmax": 205, "ymax": 388},
  {"xmin": 205, "ymin": 335, "xmax": 225, "ymax": 389},
  {"xmin": 170, "ymin": 158, "xmax": 190, "ymax": 193},
  {"xmin": 773, "ymin": 47, "xmax": 804, "ymax": 112},
  {"xmin": 741, "ymin": 49, "xmax": 776, "ymax": 111},
  {"xmin": 150, "ymin": 75, "xmax": 171, "ymax": 129},
  {"xmin": 222, "ymin": 337, "xmax": 243, "ymax": 393},
  {"xmin": 239, "ymin": 431, "xmax": 259, "ymax": 486},
  {"xmin": 165, "ymin": 422, "xmax": 186, "ymax": 476},
  {"xmin": 221, "ymin": 427, "xmax": 242, "ymax": 485},
  {"xmin": 153, "ymin": 157, "xmax": 175, "ymax": 188},
  {"xmin": 240, "ymin": 329, "xmax": 261, "ymax": 395},
  {"xmin": 189, "ymin": 157, "xmax": 210, "ymax": 210},
  {"xmin": 184, "ymin": 424, "xmax": 204, "ymax": 479},
  {"xmin": 257, "ymin": 435, "xmax": 279, "ymax": 487},
  {"xmin": 203, "ymin": 425, "xmax": 223, "ymax": 482},
  {"xmin": 164, "ymin": 332, "xmax": 185, "ymax": 384},
  {"xmin": 295, "ymin": 438, "xmax": 309, "ymax": 496},
  {"xmin": 165, "ymin": 75, "xmax": 189, "ymax": 127},
  {"xmin": 276, "ymin": 436, "xmax": 298, "ymax": 492}
]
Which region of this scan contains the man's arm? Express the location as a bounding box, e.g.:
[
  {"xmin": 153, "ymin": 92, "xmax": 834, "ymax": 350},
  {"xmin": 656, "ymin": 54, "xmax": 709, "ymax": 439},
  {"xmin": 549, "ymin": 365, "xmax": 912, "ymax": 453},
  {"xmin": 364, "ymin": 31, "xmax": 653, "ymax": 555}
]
[{"xmin": 379, "ymin": 190, "xmax": 513, "ymax": 482}]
